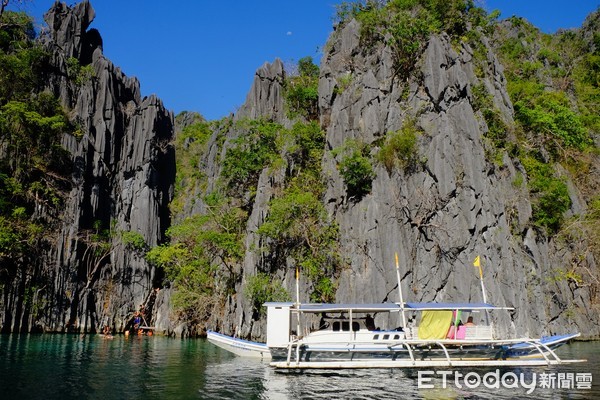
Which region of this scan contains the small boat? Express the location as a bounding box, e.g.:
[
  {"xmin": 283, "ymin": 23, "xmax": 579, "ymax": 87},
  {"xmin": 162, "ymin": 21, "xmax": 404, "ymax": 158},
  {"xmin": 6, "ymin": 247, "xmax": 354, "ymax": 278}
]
[{"xmin": 207, "ymin": 330, "xmax": 271, "ymax": 360}]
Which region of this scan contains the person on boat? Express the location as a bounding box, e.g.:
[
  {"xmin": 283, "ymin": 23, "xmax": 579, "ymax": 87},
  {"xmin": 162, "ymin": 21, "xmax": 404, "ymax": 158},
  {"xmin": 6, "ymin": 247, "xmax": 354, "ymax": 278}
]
[
  {"xmin": 318, "ymin": 313, "xmax": 329, "ymax": 330},
  {"xmin": 465, "ymin": 316, "xmax": 475, "ymax": 326},
  {"xmin": 365, "ymin": 314, "xmax": 376, "ymax": 331},
  {"xmin": 102, "ymin": 325, "xmax": 114, "ymax": 339},
  {"xmin": 133, "ymin": 311, "xmax": 141, "ymax": 330}
]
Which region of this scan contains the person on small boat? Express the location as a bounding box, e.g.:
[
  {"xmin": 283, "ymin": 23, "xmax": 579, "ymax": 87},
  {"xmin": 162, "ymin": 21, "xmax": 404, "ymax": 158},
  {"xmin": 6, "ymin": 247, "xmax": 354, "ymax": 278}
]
[
  {"xmin": 133, "ymin": 312, "xmax": 141, "ymax": 330},
  {"xmin": 102, "ymin": 325, "xmax": 114, "ymax": 339},
  {"xmin": 465, "ymin": 316, "xmax": 475, "ymax": 326}
]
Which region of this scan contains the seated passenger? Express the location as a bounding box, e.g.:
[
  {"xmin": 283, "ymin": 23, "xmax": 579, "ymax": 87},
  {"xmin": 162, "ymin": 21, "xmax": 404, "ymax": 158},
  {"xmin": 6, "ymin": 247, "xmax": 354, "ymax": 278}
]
[
  {"xmin": 465, "ymin": 316, "xmax": 475, "ymax": 326},
  {"xmin": 365, "ymin": 314, "xmax": 376, "ymax": 331}
]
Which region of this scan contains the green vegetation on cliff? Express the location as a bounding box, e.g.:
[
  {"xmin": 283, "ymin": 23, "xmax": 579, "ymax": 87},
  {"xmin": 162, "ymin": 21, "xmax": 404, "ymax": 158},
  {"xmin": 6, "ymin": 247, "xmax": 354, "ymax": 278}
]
[
  {"xmin": 284, "ymin": 56, "xmax": 320, "ymax": 120},
  {"xmin": 0, "ymin": 12, "xmax": 74, "ymax": 276},
  {"xmin": 336, "ymin": 0, "xmax": 491, "ymax": 78},
  {"xmin": 491, "ymin": 13, "xmax": 599, "ymax": 239},
  {"xmin": 149, "ymin": 113, "xmax": 340, "ymax": 328}
]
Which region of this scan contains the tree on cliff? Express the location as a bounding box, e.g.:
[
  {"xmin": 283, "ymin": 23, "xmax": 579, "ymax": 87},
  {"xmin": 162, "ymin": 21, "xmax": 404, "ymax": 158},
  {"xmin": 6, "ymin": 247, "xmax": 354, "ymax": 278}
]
[
  {"xmin": 0, "ymin": 1, "xmax": 30, "ymax": 20},
  {"xmin": 0, "ymin": 10, "xmax": 74, "ymax": 311}
]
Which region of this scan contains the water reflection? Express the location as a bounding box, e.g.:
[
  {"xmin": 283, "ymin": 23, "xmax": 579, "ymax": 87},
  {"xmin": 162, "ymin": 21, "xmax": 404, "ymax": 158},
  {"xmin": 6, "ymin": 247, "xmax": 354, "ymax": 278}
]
[
  {"xmin": 0, "ymin": 335, "xmax": 596, "ymax": 399},
  {"xmin": 202, "ymin": 341, "xmax": 599, "ymax": 399}
]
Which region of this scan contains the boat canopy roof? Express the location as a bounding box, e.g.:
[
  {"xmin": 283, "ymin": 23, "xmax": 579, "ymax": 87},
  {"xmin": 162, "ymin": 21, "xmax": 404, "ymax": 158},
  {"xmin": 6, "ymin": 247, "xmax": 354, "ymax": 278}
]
[
  {"xmin": 264, "ymin": 302, "xmax": 513, "ymax": 312},
  {"xmin": 405, "ymin": 302, "xmax": 513, "ymax": 311}
]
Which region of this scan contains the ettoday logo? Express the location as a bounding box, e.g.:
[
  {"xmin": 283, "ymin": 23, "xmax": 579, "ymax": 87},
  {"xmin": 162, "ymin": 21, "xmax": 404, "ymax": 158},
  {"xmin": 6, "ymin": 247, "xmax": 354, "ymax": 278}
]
[{"xmin": 417, "ymin": 370, "xmax": 592, "ymax": 394}]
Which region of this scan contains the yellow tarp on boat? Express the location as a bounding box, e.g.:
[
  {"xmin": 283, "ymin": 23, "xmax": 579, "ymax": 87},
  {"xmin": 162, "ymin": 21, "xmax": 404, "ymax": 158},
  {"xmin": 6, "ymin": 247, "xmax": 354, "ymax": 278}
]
[{"xmin": 418, "ymin": 310, "xmax": 453, "ymax": 340}]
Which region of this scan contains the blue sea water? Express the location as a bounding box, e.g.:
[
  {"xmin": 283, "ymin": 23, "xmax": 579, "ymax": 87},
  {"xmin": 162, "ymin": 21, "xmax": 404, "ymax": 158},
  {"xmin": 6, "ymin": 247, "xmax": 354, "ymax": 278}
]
[{"xmin": 0, "ymin": 334, "xmax": 597, "ymax": 399}]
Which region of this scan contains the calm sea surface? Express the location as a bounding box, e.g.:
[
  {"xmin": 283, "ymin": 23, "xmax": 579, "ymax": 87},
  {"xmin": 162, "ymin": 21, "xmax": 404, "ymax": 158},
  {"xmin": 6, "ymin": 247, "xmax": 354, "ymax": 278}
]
[{"xmin": 0, "ymin": 334, "xmax": 598, "ymax": 399}]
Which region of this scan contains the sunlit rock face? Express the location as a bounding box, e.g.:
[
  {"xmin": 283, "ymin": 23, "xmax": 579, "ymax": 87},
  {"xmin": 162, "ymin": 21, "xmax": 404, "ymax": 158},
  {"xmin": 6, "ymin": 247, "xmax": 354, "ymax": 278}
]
[
  {"xmin": 205, "ymin": 18, "xmax": 598, "ymax": 340},
  {"xmin": 3, "ymin": 1, "xmax": 597, "ymax": 340}
]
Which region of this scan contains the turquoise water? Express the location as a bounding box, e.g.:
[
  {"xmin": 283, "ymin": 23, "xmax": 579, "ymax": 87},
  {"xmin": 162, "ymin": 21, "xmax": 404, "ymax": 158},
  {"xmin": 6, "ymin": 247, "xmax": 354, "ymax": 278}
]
[{"xmin": 0, "ymin": 334, "xmax": 598, "ymax": 399}]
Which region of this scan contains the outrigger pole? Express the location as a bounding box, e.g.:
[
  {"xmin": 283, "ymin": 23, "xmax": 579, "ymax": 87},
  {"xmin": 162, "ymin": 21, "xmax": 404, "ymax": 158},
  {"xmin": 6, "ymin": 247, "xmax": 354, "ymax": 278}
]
[
  {"xmin": 395, "ymin": 253, "xmax": 408, "ymax": 329},
  {"xmin": 295, "ymin": 265, "xmax": 301, "ymax": 337}
]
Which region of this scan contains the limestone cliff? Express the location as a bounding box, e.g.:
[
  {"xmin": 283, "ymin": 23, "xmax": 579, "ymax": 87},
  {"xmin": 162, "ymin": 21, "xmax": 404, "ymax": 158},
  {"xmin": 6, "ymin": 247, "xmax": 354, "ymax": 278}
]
[
  {"xmin": 2, "ymin": 1, "xmax": 598, "ymax": 340},
  {"xmin": 0, "ymin": 1, "xmax": 174, "ymax": 333},
  {"xmin": 181, "ymin": 14, "xmax": 599, "ymax": 339}
]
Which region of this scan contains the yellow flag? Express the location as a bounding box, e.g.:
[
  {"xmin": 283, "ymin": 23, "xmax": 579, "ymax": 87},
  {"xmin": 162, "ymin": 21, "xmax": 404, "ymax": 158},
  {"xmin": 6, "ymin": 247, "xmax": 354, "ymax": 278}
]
[{"xmin": 473, "ymin": 256, "xmax": 483, "ymax": 279}]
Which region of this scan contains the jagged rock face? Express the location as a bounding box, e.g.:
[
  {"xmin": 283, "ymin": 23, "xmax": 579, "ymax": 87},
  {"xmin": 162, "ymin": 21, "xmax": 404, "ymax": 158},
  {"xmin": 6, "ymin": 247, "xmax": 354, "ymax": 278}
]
[
  {"xmin": 0, "ymin": 1, "xmax": 175, "ymax": 333},
  {"xmin": 318, "ymin": 21, "xmax": 598, "ymax": 338},
  {"xmin": 236, "ymin": 59, "xmax": 287, "ymax": 122},
  {"xmin": 205, "ymin": 18, "xmax": 599, "ymax": 340}
]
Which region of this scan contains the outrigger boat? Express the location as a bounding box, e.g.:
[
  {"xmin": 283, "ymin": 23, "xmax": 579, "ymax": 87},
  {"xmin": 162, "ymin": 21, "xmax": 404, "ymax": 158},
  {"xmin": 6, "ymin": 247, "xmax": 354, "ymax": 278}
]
[
  {"xmin": 264, "ymin": 301, "xmax": 582, "ymax": 369},
  {"xmin": 207, "ymin": 255, "xmax": 585, "ymax": 369}
]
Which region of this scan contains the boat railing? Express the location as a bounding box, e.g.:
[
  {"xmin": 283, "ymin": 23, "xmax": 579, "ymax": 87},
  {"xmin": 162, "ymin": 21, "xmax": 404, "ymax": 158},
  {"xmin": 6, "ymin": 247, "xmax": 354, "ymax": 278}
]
[
  {"xmin": 284, "ymin": 336, "xmax": 565, "ymax": 367},
  {"xmin": 406, "ymin": 325, "xmax": 493, "ymax": 340},
  {"xmin": 464, "ymin": 325, "xmax": 493, "ymax": 339}
]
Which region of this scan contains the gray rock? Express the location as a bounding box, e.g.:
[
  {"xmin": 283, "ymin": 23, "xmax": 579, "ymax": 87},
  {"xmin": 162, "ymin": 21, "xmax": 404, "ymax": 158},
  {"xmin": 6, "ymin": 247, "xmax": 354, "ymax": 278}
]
[
  {"xmin": 0, "ymin": 1, "xmax": 175, "ymax": 335},
  {"xmin": 205, "ymin": 15, "xmax": 600, "ymax": 342}
]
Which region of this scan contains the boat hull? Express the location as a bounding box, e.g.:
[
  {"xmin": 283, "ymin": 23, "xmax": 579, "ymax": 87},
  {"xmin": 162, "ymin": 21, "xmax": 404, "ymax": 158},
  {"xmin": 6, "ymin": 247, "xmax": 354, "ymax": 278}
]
[
  {"xmin": 269, "ymin": 333, "xmax": 581, "ymax": 367},
  {"xmin": 207, "ymin": 330, "xmax": 271, "ymax": 360}
]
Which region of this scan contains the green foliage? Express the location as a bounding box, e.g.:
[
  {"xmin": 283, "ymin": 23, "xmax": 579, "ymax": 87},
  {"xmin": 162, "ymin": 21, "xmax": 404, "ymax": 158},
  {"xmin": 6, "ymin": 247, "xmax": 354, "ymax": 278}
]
[
  {"xmin": 521, "ymin": 156, "xmax": 571, "ymax": 233},
  {"xmin": 471, "ymin": 83, "xmax": 510, "ymax": 149},
  {"xmin": 298, "ymin": 56, "xmax": 319, "ymax": 78},
  {"xmin": 0, "ymin": 13, "xmax": 46, "ymax": 105},
  {"xmin": 249, "ymin": 120, "xmax": 339, "ymax": 302},
  {"xmin": 284, "ymin": 120, "xmax": 324, "ymax": 175},
  {"xmin": 244, "ymin": 273, "xmax": 290, "ymax": 316},
  {"xmin": 66, "ymin": 57, "xmax": 95, "ymax": 86},
  {"xmin": 588, "ymin": 196, "xmax": 600, "ymax": 220},
  {"xmin": 490, "ymin": 14, "xmax": 600, "ymax": 238},
  {"xmin": 171, "ymin": 116, "xmax": 214, "ymax": 214},
  {"xmin": 514, "ymin": 91, "xmax": 591, "ymax": 152},
  {"xmin": 334, "ymin": 73, "xmax": 353, "ymax": 94},
  {"xmin": 0, "ymin": 218, "xmax": 21, "ymax": 258},
  {"xmin": 377, "ymin": 119, "xmax": 420, "ymax": 173},
  {"xmin": 0, "ymin": 67, "xmax": 72, "ymax": 265},
  {"xmin": 334, "ymin": 139, "xmax": 375, "ymax": 198},
  {"xmin": 161, "ymin": 116, "xmax": 328, "ymax": 326},
  {"xmin": 179, "ymin": 119, "xmax": 212, "ymax": 145},
  {"xmin": 258, "ymin": 176, "xmax": 340, "ymax": 302},
  {"xmin": 0, "ymin": 11, "xmax": 35, "ymax": 49},
  {"xmin": 335, "ymin": 0, "xmax": 487, "ymax": 78},
  {"xmin": 0, "ymin": 17, "xmax": 73, "ymax": 243},
  {"xmin": 222, "ymin": 119, "xmax": 281, "ymax": 196},
  {"xmin": 285, "ymin": 56, "xmax": 319, "ymax": 120},
  {"xmin": 120, "ymin": 231, "xmax": 147, "ymax": 253},
  {"xmin": 147, "ymin": 191, "xmax": 247, "ymax": 324}
]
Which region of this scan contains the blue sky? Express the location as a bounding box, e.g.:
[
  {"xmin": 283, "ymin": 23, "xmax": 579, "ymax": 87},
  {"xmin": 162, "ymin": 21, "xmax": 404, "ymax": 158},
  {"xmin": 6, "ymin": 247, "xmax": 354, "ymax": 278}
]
[{"xmin": 13, "ymin": 0, "xmax": 600, "ymax": 121}]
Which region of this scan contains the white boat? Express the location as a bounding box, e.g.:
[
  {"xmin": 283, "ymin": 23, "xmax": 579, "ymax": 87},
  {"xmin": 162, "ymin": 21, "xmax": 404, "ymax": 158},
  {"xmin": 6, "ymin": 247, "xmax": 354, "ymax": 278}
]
[
  {"xmin": 207, "ymin": 255, "xmax": 584, "ymax": 369},
  {"xmin": 207, "ymin": 329, "xmax": 271, "ymax": 360},
  {"xmin": 206, "ymin": 301, "xmax": 583, "ymax": 369},
  {"xmin": 264, "ymin": 301, "xmax": 583, "ymax": 369}
]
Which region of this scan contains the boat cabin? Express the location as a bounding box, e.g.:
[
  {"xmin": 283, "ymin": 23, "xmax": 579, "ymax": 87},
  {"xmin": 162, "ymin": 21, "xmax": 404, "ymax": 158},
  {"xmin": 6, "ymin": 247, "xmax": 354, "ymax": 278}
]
[{"xmin": 265, "ymin": 301, "xmax": 512, "ymax": 348}]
